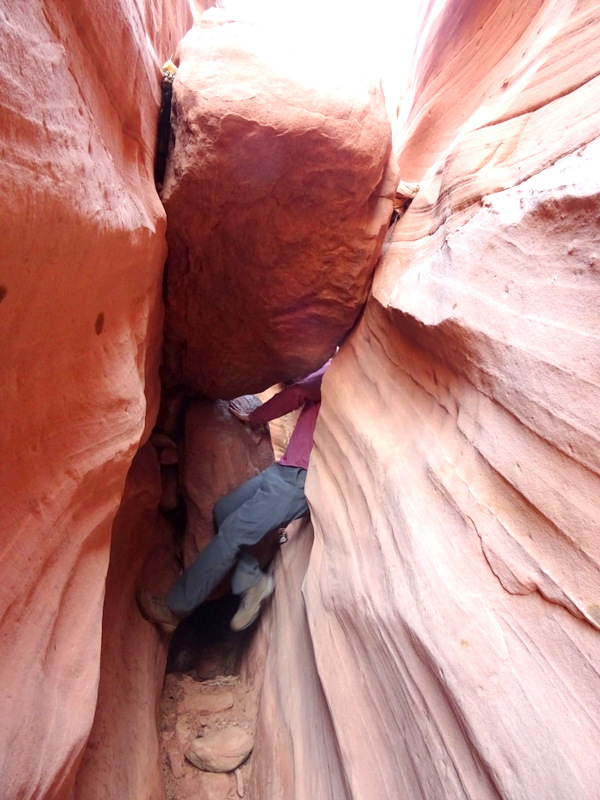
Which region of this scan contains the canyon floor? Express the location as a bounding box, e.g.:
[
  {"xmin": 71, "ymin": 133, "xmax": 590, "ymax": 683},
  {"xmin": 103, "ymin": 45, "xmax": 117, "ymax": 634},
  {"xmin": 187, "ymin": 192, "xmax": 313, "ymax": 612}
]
[{"xmin": 160, "ymin": 595, "xmax": 263, "ymax": 800}]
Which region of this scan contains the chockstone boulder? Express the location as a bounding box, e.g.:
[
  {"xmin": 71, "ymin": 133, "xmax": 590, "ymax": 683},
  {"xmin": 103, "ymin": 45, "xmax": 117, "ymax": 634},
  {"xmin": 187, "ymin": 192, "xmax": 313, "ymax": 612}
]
[{"xmin": 162, "ymin": 9, "xmax": 397, "ymax": 398}]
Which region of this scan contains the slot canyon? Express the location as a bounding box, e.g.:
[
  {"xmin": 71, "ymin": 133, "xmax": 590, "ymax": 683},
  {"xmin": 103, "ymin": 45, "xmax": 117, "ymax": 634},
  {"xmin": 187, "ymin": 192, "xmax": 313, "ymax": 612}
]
[{"xmin": 1, "ymin": 0, "xmax": 600, "ymax": 798}]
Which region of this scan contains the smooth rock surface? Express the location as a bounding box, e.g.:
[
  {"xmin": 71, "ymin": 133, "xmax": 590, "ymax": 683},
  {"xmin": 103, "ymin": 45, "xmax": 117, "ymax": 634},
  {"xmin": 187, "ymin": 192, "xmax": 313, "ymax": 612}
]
[
  {"xmin": 162, "ymin": 10, "xmax": 397, "ymax": 398},
  {"xmin": 244, "ymin": 519, "xmax": 349, "ymax": 800},
  {"xmin": 247, "ymin": 1, "xmax": 600, "ymax": 799},
  {"xmin": 0, "ymin": 1, "xmax": 189, "ymax": 798}
]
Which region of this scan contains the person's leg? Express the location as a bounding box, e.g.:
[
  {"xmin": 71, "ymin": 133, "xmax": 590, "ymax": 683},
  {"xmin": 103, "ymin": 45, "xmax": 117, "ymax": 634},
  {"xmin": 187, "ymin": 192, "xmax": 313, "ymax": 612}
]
[
  {"xmin": 230, "ymin": 464, "xmax": 308, "ymax": 595},
  {"xmin": 229, "ymin": 465, "xmax": 308, "ymax": 630},
  {"xmin": 164, "ymin": 470, "xmax": 275, "ymax": 617},
  {"xmin": 213, "ymin": 470, "xmax": 267, "ymax": 528},
  {"xmin": 166, "ymin": 464, "xmax": 308, "ymax": 616}
]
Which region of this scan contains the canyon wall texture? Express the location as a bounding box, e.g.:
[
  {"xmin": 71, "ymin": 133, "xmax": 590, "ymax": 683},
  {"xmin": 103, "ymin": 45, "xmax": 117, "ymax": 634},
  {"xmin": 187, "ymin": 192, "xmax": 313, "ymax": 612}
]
[
  {"xmin": 249, "ymin": 1, "xmax": 600, "ymax": 798},
  {"xmin": 0, "ymin": 2, "xmax": 190, "ymax": 798}
]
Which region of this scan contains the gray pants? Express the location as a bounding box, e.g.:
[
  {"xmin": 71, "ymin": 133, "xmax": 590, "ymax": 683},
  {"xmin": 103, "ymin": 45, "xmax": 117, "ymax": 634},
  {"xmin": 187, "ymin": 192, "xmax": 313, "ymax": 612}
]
[{"xmin": 166, "ymin": 463, "xmax": 308, "ymax": 616}]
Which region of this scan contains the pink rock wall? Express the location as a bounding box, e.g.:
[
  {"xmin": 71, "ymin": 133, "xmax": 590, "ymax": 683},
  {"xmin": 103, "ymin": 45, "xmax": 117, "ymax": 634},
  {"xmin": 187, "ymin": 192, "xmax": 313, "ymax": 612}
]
[
  {"xmin": 0, "ymin": 2, "xmax": 190, "ymax": 798},
  {"xmin": 249, "ymin": 1, "xmax": 600, "ymax": 798},
  {"xmin": 243, "ymin": 519, "xmax": 350, "ymax": 800}
]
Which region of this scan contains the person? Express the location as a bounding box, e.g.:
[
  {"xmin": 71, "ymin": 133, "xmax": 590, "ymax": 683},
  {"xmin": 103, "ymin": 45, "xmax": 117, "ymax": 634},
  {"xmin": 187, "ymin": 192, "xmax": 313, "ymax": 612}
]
[{"xmin": 139, "ymin": 359, "xmax": 330, "ymax": 633}]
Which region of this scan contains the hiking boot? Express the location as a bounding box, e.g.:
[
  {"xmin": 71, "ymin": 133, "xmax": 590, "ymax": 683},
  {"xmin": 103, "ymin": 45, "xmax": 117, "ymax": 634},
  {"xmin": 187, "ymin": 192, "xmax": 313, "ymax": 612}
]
[
  {"xmin": 136, "ymin": 589, "xmax": 181, "ymax": 633},
  {"xmin": 230, "ymin": 574, "xmax": 275, "ymax": 631}
]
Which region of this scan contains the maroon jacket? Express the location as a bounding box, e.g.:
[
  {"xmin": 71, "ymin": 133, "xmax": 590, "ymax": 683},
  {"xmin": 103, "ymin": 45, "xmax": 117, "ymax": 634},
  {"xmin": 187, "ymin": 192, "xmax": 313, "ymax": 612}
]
[{"xmin": 248, "ymin": 362, "xmax": 329, "ymax": 469}]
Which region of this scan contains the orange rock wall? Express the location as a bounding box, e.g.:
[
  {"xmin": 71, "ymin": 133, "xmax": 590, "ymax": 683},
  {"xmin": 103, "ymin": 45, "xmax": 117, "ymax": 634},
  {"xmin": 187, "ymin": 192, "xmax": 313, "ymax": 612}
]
[
  {"xmin": 249, "ymin": 1, "xmax": 600, "ymax": 798},
  {"xmin": 0, "ymin": 2, "xmax": 190, "ymax": 798}
]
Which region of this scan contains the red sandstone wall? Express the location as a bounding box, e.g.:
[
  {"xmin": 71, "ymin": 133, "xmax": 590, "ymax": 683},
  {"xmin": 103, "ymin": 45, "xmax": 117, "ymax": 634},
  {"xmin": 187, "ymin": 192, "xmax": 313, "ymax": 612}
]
[
  {"xmin": 249, "ymin": 1, "xmax": 600, "ymax": 798},
  {"xmin": 0, "ymin": 2, "xmax": 190, "ymax": 798}
]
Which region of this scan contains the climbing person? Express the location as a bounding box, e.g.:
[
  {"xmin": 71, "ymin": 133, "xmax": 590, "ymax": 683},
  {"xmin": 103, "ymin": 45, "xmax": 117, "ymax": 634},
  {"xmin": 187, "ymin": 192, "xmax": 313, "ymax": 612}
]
[{"xmin": 138, "ymin": 359, "xmax": 330, "ymax": 633}]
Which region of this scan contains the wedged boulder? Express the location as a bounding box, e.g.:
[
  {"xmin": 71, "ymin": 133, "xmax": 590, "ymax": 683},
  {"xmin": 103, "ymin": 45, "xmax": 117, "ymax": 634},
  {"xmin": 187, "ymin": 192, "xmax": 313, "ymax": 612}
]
[{"xmin": 162, "ymin": 10, "xmax": 397, "ymax": 398}]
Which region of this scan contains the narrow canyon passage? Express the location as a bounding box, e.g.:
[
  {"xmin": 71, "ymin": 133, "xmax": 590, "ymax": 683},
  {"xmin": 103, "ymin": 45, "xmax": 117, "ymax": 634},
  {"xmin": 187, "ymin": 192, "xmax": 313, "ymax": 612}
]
[
  {"xmin": 130, "ymin": 10, "xmax": 399, "ymax": 794},
  {"xmin": 2, "ymin": 1, "xmax": 600, "ymax": 800},
  {"xmin": 135, "ymin": 380, "xmax": 309, "ymax": 799}
]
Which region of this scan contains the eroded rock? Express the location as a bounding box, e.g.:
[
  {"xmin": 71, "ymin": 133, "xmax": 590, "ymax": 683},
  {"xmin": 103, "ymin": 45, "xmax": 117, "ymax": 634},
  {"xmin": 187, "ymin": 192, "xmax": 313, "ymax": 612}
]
[
  {"xmin": 163, "ymin": 10, "xmax": 397, "ymax": 397},
  {"xmin": 181, "ymin": 692, "xmax": 236, "ymax": 715}
]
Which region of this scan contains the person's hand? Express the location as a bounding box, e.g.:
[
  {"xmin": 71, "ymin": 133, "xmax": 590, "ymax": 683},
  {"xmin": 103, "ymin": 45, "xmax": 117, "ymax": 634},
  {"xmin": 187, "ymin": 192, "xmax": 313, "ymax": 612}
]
[{"xmin": 229, "ymin": 399, "xmax": 251, "ymax": 423}]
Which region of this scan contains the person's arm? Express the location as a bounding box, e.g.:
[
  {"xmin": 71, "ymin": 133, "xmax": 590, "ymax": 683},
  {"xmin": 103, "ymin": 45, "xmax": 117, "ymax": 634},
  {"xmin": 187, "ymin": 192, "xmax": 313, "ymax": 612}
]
[
  {"xmin": 247, "ymin": 385, "xmax": 313, "ymax": 425},
  {"xmin": 231, "ymin": 360, "xmax": 330, "ymax": 425}
]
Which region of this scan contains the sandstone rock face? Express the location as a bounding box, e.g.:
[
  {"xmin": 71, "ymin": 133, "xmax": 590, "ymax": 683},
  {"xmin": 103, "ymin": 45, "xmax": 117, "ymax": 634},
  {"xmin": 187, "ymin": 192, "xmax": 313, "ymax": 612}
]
[
  {"xmin": 0, "ymin": 2, "xmax": 189, "ymax": 798},
  {"xmin": 162, "ymin": 10, "xmax": 397, "ymax": 398},
  {"xmin": 247, "ymin": 1, "xmax": 600, "ymax": 799}
]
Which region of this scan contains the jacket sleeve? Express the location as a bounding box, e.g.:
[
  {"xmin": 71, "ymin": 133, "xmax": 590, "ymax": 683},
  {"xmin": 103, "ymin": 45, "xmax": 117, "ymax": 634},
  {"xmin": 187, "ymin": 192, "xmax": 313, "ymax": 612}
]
[{"xmin": 248, "ymin": 361, "xmax": 329, "ymax": 425}]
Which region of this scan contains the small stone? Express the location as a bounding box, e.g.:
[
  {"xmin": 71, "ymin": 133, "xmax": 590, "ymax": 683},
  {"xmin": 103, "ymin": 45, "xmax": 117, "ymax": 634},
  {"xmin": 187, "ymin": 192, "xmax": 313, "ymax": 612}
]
[{"xmin": 184, "ymin": 726, "xmax": 254, "ymax": 773}]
